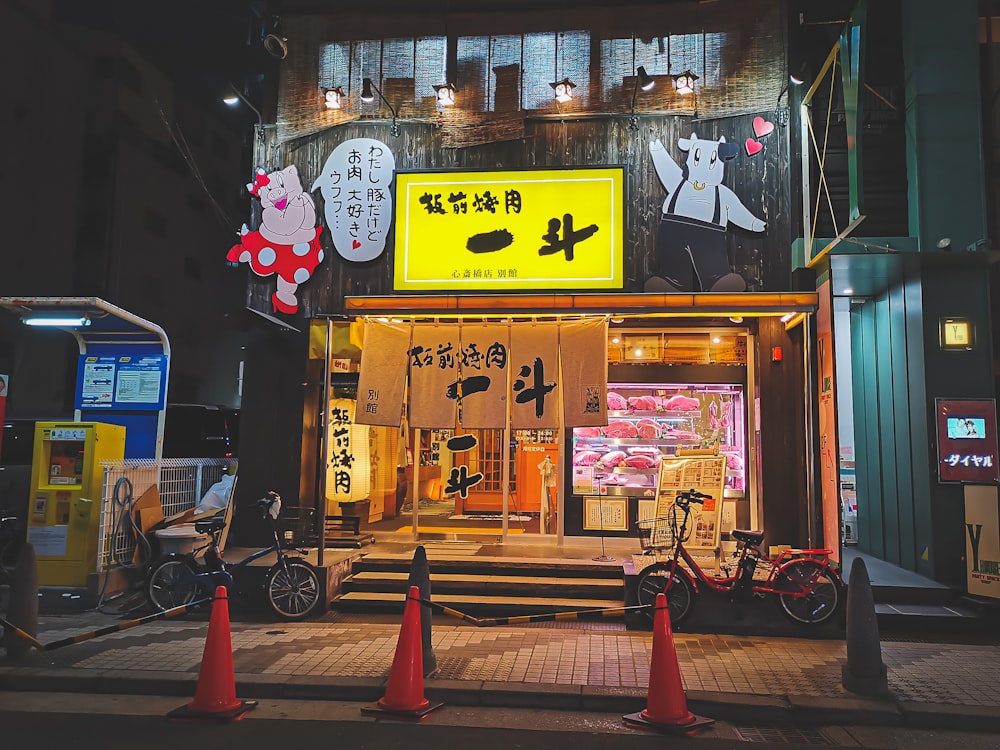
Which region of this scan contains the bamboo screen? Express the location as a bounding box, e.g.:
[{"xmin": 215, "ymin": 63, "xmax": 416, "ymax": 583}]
[{"xmin": 277, "ymin": 1, "xmax": 784, "ymax": 146}]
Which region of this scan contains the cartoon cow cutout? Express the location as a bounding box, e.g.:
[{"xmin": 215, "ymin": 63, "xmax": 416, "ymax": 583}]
[
  {"xmin": 227, "ymin": 165, "xmax": 324, "ymax": 314},
  {"xmin": 645, "ymin": 133, "xmax": 766, "ymax": 293}
]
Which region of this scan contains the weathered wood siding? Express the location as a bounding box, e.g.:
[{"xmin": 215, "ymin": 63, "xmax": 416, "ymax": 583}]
[{"xmin": 245, "ymin": 111, "xmax": 792, "ymax": 316}]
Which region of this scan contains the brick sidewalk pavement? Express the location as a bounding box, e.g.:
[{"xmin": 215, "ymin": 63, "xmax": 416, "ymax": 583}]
[{"xmin": 3, "ymin": 611, "xmax": 999, "ymax": 730}]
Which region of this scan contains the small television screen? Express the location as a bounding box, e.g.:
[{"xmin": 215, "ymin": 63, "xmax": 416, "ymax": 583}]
[{"xmin": 947, "ymin": 416, "xmax": 986, "ymax": 439}]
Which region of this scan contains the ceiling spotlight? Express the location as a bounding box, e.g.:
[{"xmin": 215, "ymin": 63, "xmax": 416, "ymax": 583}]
[
  {"xmin": 263, "ymin": 33, "xmax": 288, "ymax": 60},
  {"xmin": 359, "ymin": 78, "xmax": 400, "ymax": 136},
  {"xmin": 549, "ymin": 77, "xmax": 576, "ymax": 103},
  {"xmin": 361, "ymin": 78, "xmax": 376, "ymax": 103},
  {"xmin": 629, "ymin": 66, "xmax": 655, "ymax": 131},
  {"xmin": 789, "ymin": 63, "xmax": 808, "ymax": 86},
  {"xmin": 637, "ymin": 66, "xmax": 655, "ymax": 92}
]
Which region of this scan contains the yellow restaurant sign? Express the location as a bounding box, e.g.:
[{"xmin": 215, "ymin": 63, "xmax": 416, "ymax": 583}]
[{"xmin": 393, "ymin": 167, "xmax": 623, "ymax": 291}]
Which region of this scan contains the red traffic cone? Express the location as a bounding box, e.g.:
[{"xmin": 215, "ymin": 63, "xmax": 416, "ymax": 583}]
[
  {"xmin": 168, "ymin": 586, "xmax": 257, "ymax": 722},
  {"xmin": 623, "ymin": 592, "xmax": 714, "ymax": 735},
  {"xmin": 361, "ymin": 585, "xmax": 443, "ymax": 720}
]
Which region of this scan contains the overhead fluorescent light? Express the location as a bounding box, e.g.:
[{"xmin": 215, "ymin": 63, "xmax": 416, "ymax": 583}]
[{"xmin": 22, "ymin": 316, "xmax": 90, "ymax": 327}]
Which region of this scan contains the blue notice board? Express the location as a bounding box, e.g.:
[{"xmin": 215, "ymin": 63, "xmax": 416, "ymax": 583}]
[
  {"xmin": 76, "ymin": 354, "xmax": 167, "ymax": 411},
  {"xmin": 75, "ymin": 351, "xmax": 168, "ymax": 459}
]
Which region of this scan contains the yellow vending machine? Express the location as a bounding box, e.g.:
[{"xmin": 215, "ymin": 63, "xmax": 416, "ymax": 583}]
[{"xmin": 27, "ymin": 422, "xmax": 126, "ymax": 586}]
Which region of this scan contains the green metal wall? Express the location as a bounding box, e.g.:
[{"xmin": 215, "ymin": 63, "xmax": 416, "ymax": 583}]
[
  {"xmin": 849, "ymin": 268, "xmax": 926, "ymax": 574},
  {"xmin": 919, "ymin": 265, "xmax": 995, "ymax": 585},
  {"xmin": 846, "ymin": 0, "xmax": 995, "ymax": 588},
  {"xmin": 850, "ymin": 259, "xmax": 993, "ymax": 586}
]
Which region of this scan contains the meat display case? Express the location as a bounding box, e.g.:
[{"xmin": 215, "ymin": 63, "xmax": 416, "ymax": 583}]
[{"xmin": 571, "ymin": 382, "xmax": 746, "ymax": 499}]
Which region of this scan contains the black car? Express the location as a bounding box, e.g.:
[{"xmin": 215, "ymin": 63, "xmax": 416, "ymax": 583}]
[{"xmin": 162, "ymin": 404, "xmax": 240, "ymax": 459}]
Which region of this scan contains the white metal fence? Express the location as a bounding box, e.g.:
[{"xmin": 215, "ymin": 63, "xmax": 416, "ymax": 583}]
[{"xmin": 97, "ymin": 458, "xmax": 233, "ymax": 571}]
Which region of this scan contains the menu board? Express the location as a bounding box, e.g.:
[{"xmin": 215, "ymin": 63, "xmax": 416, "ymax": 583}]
[{"xmin": 654, "ymin": 455, "xmax": 727, "ymax": 550}]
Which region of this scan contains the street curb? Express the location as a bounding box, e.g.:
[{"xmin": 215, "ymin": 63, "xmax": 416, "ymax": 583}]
[{"xmin": 2, "ymin": 668, "xmax": 999, "ymax": 732}]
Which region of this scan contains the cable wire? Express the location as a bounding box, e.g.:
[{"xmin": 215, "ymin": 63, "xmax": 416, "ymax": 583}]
[
  {"xmin": 154, "ymin": 100, "xmax": 242, "ymax": 244},
  {"xmin": 95, "ymin": 477, "xmax": 153, "ymax": 615}
]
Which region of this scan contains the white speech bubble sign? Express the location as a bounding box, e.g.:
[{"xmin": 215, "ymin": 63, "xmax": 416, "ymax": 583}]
[{"xmin": 311, "ymin": 138, "xmax": 396, "ymax": 263}]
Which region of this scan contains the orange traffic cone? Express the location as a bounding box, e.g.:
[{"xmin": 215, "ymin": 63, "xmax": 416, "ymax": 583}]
[
  {"xmin": 623, "ymin": 592, "xmax": 714, "ymax": 735},
  {"xmin": 361, "ymin": 585, "xmax": 444, "ymax": 720},
  {"xmin": 168, "ymin": 586, "xmax": 257, "ymax": 722}
]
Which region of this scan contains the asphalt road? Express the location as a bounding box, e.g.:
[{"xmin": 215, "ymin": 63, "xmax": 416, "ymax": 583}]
[{"xmin": 4, "ymin": 693, "xmax": 1000, "ymax": 750}]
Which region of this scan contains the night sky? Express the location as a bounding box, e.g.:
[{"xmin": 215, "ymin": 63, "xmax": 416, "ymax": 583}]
[{"xmin": 53, "ymin": 0, "xmax": 271, "ymax": 119}]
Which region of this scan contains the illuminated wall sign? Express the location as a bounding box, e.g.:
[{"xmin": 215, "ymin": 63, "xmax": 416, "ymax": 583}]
[
  {"xmin": 393, "ymin": 167, "xmax": 624, "ymax": 291},
  {"xmin": 935, "ymin": 398, "xmax": 1000, "ymax": 484}
]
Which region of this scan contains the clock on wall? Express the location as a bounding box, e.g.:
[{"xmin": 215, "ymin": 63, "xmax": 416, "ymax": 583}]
[{"xmin": 939, "ymin": 318, "xmax": 975, "ymax": 350}]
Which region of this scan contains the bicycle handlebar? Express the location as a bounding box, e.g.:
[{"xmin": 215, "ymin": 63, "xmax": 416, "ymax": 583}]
[
  {"xmin": 251, "ymin": 491, "xmax": 280, "ymax": 508},
  {"xmin": 675, "ymin": 489, "xmax": 711, "ymax": 507}
]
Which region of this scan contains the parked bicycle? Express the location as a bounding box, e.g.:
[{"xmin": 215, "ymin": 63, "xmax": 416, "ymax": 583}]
[
  {"xmin": 635, "ymin": 489, "xmax": 845, "ymax": 627},
  {"xmin": 146, "ymin": 491, "xmax": 322, "ymax": 621}
]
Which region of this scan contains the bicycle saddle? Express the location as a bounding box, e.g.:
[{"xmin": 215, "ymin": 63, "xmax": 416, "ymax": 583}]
[
  {"xmin": 731, "ymin": 529, "xmax": 764, "ymax": 546},
  {"xmin": 194, "ymin": 515, "xmax": 228, "ymax": 534}
]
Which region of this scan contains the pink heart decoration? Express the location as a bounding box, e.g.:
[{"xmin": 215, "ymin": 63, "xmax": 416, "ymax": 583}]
[
  {"xmin": 745, "ymin": 138, "xmax": 763, "ymax": 156},
  {"xmin": 752, "ymin": 116, "xmax": 774, "ymax": 139},
  {"xmin": 352, "ymin": 239, "xmax": 362, "ymax": 249}
]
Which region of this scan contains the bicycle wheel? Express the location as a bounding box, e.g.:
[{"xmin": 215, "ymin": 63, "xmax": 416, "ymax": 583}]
[
  {"xmin": 266, "ymin": 559, "xmax": 321, "ymax": 621},
  {"xmin": 635, "ymin": 562, "xmax": 695, "ymax": 626},
  {"xmin": 775, "ymin": 559, "xmax": 842, "ymax": 625},
  {"xmin": 146, "ymin": 556, "xmax": 201, "ymax": 612}
]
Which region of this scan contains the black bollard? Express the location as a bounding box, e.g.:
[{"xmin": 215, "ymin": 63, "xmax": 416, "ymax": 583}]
[
  {"xmin": 4, "ymin": 542, "xmax": 39, "ymax": 661},
  {"xmin": 841, "ymin": 557, "xmax": 889, "ymax": 697},
  {"xmin": 406, "ymin": 545, "xmax": 436, "ymax": 676}
]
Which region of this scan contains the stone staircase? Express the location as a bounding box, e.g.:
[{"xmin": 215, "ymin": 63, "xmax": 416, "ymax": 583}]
[{"xmin": 334, "ymin": 551, "xmax": 626, "ymax": 618}]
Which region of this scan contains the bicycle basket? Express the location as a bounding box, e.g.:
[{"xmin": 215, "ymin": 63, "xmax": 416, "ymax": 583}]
[
  {"xmin": 280, "ymin": 507, "xmax": 316, "ymax": 546},
  {"xmin": 636, "ymin": 516, "xmax": 676, "ymax": 552}
]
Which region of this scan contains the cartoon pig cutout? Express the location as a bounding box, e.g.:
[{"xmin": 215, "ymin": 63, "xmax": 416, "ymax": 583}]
[
  {"xmin": 645, "ymin": 133, "xmax": 766, "ymax": 293},
  {"xmin": 227, "ymin": 164, "xmax": 324, "ymax": 314}
]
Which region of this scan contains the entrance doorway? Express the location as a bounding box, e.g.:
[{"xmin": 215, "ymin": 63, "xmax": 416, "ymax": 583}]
[{"xmin": 407, "ymin": 428, "xmax": 559, "ymax": 540}]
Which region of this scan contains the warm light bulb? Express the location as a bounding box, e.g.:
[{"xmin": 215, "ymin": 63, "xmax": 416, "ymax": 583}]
[
  {"xmin": 611, "ymin": 336, "xmax": 620, "ymax": 345},
  {"xmin": 324, "ymin": 88, "xmax": 344, "ymax": 110}
]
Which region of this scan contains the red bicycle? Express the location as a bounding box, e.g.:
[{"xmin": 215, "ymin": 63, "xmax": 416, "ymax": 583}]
[{"xmin": 635, "ymin": 489, "xmax": 845, "ymax": 627}]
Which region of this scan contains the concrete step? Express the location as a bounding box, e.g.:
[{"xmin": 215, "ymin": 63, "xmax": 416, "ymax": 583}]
[
  {"xmin": 334, "ymin": 590, "xmax": 625, "ymax": 616},
  {"xmin": 868, "ymin": 583, "xmax": 962, "ymax": 606},
  {"xmin": 336, "ymin": 552, "xmax": 627, "ymax": 617},
  {"xmin": 343, "ymin": 570, "xmax": 623, "ymax": 598},
  {"xmin": 875, "ymin": 598, "xmax": 1000, "ymax": 635},
  {"xmin": 351, "ymin": 553, "xmax": 625, "ymax": 578}
]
